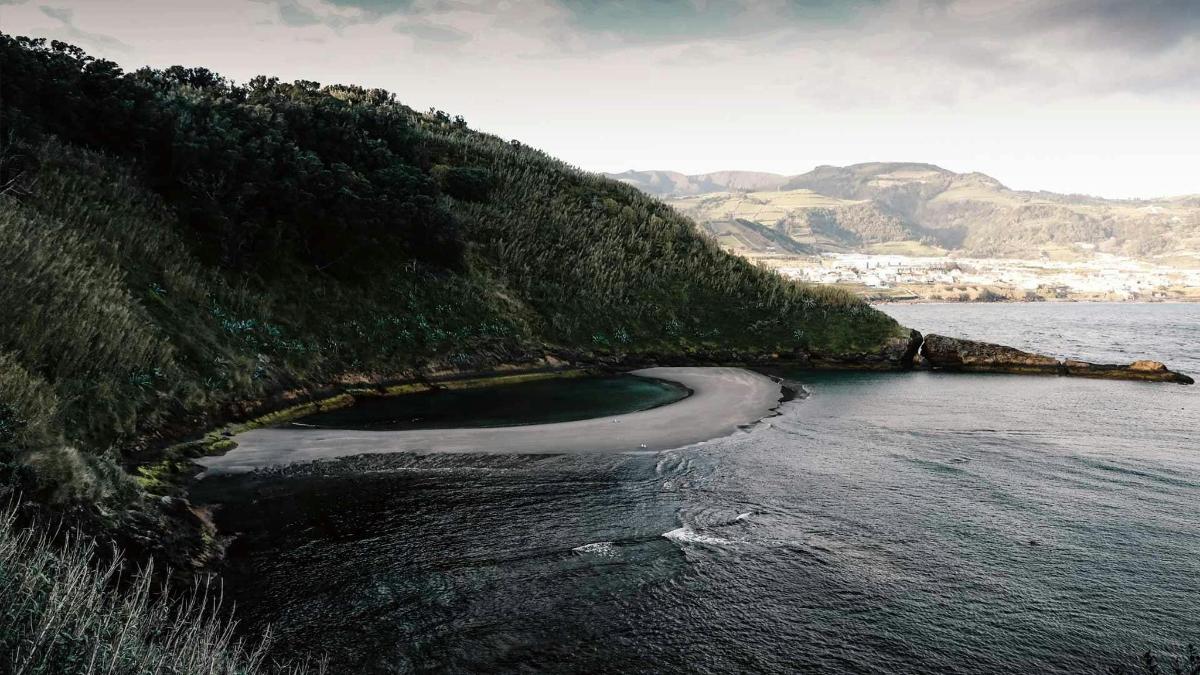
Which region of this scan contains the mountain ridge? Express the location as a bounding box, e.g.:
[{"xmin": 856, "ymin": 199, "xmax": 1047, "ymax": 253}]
[
  {"xmin": 609, "ymin": 164, "xmax": 1200, "ymax": 260},
  {"xmin": 608, "ymin": 163, "xmax": 1198, "ymax": 202}
]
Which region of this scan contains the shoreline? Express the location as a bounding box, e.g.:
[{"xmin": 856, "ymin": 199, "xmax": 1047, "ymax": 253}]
[
  {"xmin": 195, "ymin": 367, "xmax": 786, "ymax": 476},
  {"xmin": 128, "ymin": 332, "xmax": 1188, "ymax": 568}
]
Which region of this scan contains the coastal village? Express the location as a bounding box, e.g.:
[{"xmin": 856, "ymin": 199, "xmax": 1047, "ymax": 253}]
[{"xmin": 761, "ymin": 253, "xmax": 1200, "ymax": 302}]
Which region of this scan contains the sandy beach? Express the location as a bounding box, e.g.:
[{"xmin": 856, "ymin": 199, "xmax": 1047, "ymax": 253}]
[{"xmin": 196, "ymin": 367, "xmax": 784, "ymax": 476}]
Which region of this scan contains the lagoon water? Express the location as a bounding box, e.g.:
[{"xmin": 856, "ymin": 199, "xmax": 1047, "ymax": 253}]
[
  {"xmin": 289, "ymin": 374, "xmax": 688, "ymax": 431},
  {"xmin": 194, "ymin": 303, "xmax": 1200, "ymax": 673}
]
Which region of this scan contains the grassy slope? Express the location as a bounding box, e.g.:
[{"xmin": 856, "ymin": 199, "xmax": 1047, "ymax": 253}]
[{"xmin": 0, "ymin": 37, "xmax": 909, "ymax": 518}]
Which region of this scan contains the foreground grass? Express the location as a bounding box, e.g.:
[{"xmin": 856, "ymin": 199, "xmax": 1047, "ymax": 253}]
[{"xmin": 0, "ymin": 505, "xmax": 321, "ymax": 675}]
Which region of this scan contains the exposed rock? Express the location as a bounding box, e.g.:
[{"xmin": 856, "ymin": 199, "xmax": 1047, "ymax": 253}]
[
  {"xmin": 922, "ymin": 334, "xmax": 1059, "ymax": 374},
  {"xmin": 891, "ymin": 329, "xmax": 925, "ymax": 369},
  {"xmin": 1062, "ymin": 359, "xmax": 1193, "ymax": 384},
  {"xmin": 922, "ymin": 334, "xmax": 1193, "ymax": 384},
  {"xmin": 912, "ymin": 351, "xmax": 929, "ymax": 370}
]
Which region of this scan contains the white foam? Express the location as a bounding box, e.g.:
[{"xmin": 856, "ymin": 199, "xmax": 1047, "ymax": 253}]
[
  {"xmin": 572, "ymin": 542, "xmax": 618, "ymax": 557},
  {"xmin": 735, "ymin": 512, "xmax": 752, "ymax": 521},
  {"xmin": 662, "ymin": 527, "xmax": 728, "ymax": 546}
]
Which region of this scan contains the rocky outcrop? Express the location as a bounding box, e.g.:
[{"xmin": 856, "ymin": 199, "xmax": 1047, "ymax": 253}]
[
  {"xmin": 1060, "ymin": 358, "xmax": 1195, "ymax": 384},
  {"xmin": 921, "ymin": 334, "xmax": 1060, "ymax": 374},
  {"xmin": 920, "ymin": 334, "xmax": 1194, "ymax": 384}
]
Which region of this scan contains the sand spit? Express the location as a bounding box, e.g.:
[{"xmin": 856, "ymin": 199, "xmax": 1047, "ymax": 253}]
[{"xmin": 196, "ymin": 367, "xmax": 783, "ymax": 476}]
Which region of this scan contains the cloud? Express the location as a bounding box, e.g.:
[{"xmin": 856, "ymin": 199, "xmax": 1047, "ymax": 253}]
[
  {"xmin": 272, "ymin": 0, "xmax": 321, "ymax": 26},
  {"xmin": 324, "ymin": 0, "xmax": 413, "ymax": 15},
  {"xmin": 259, "ymin": 0, "xmax": 415, "ymax": 28},
  {"xmin": 38, "ymin": 4, "xmax": 69, "ymax": 21},
  {"xmin": 393, "ymin": 18, "xmax": 469, "ymax": 44},
  {"xmin": 37, "ymin": 4, "xmax": 133, "ymax": 52},
  {"xmin": 657, "ymin": 43, "xmax": 724, "ymax": 66},
  {"xmin": 898, "ymin": 0, "xmax": 1200, "ymax": 99},
  {"xmin": 554, "ymin": 0, "xmax": 880, "ymax": 45},
  {"xmin": 1017, "ymin": 0, "xmax": 1200, "ymax": 54},
  {"xmin": 376, "ymin": 0, "xmax": 1198, "ymax": 104}
]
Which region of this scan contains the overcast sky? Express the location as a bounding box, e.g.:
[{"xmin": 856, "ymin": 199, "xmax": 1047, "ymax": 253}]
[{"xmin": 3, "ymin": 0, "xmax": 1198, "ymax": 198}]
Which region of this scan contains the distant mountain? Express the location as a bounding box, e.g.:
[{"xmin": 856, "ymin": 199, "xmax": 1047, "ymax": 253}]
[
  {"xmin": 618, "ymin": 163, "xmax": 1200, "ymax": 261},
  {"xmin": 605, "ymin": 170, "xmax": 788, "ymax": 196}
]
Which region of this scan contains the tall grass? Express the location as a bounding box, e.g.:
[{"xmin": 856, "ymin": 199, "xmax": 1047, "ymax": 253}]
[{"xmin": 0, "ymin": 504, "xmax": 323, "ymax": 674}]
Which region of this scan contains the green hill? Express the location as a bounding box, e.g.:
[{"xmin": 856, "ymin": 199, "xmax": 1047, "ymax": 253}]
[{"xmin": 0, "ymin": 35, "xmax": 911, "ymax": 525}]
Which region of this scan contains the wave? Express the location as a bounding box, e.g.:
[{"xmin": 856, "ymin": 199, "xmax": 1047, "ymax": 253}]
[
  {"xmin": 662, "ymin": 527, "xmax": 728, "ymax": 546},
  {"xmin": 572, "ymin": 542, "xmax": 618, "ymax": 557}
]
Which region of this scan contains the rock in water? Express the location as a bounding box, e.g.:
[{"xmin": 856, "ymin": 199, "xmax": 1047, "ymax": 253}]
[
  {"xmin": 920, "ymin": 334, "xmax": 1194, "ymax": 385},
  {"xmin": 1061, "ymin": 359, "xmax": 1194, "ymax": 384},
  {"xmin": 921, "ymin": 334, "xmax": 1059, "ymax": 374}
]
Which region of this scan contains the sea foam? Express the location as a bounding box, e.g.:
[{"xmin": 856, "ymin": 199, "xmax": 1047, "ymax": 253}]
[
  {"xmin": 662, "ymin": 527, "xmax": 728, "ymax": 546},
  {"xmin": 572, "ymin": 542, "xmax": 618, "ymax": 557}
]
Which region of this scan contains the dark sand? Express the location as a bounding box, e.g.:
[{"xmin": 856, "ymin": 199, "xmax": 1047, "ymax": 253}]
[{"xmin": 196, "ymin": 367, "xmax": 783, "ymax": 476}]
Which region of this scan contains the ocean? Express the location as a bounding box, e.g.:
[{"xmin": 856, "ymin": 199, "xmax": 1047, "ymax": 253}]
[{"xmin": 193, "ymin": 302, "xmax": 1200, "ymax": 673}]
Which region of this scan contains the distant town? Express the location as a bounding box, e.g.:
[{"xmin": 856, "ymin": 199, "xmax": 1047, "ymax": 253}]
[{"xmin": 759, "ymin": 253, "xmax": 1200, "ymax": 302}]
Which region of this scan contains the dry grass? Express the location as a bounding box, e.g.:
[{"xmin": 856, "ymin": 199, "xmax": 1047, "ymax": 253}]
[{"xmin": 0, "ymin": 504, "xmax": 324, "ymax": 674}]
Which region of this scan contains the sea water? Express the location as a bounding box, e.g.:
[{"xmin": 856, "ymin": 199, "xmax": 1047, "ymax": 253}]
[{"xmin": 193, "ymin": 303, "xmax": 1200, "ymax": 673}]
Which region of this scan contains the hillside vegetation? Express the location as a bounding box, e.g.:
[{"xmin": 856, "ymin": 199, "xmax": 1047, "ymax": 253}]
[
  {"xmin": 614, "ymin": 164, "xmax": 1200, "ymax": 260},
  {"xmin": 0, "ymin": 35, "xmax": 907, "ymax": 511}
]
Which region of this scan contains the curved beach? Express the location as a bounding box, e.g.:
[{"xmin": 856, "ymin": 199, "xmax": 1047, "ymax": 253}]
[{"xmin": 196, "ymin": 367, "xmax": 784, "ymax": 476}]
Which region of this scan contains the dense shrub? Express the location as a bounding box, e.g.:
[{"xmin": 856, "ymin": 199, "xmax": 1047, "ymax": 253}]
[
  {"xmin": 433, "ymin": 165, "xmax": 493, "ymax": 202},
  {"xmin": 0, "ymin": 35, "xmax": 461, "ymax": 272}
]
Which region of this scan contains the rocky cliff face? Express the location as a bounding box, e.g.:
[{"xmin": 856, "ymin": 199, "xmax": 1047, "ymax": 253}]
[{"xmin": 920, "ymin": 334, "xmax": 1194, "ymax": 384}]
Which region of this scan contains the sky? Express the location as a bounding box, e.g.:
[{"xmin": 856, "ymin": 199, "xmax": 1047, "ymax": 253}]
[{"xmin": 2, "ymin": 0, "xmax": 1198, "ymax": 199}]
